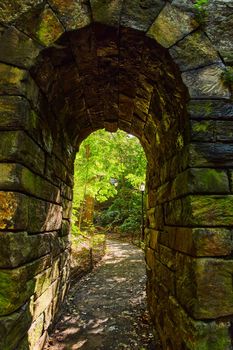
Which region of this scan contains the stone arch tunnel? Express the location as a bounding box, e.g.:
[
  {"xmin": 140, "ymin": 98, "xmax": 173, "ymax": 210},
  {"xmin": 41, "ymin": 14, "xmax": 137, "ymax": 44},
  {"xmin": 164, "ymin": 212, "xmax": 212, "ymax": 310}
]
[{"xmin": 0, "ymin": 0, "xmax": 233, "ymax": 349}]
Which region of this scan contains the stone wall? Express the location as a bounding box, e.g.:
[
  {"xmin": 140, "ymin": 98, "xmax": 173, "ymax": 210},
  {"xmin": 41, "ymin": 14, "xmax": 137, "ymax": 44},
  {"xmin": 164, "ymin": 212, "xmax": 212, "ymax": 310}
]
[{"xmin": 0, "ymin": 1, "xmax": 232, "ymax": 349}]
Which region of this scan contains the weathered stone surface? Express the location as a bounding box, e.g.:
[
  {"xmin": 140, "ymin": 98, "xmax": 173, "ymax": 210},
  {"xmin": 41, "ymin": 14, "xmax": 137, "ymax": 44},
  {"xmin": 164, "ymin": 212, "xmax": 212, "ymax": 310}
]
[
  {"xmin": 182, "ymin": 63, "xmax": 230, "ymax": 99},
  {"xmin": 0, "ymin": 163, "xmax": 60, "ymax": 203},
  {"xmin": 48, "ymin": 0, "xmax": 91, "ymax": 30},
  {"xmin": 190, "ymin": 120, "xmax": 215, "ymax": 141},
  {"xmin": 205, "ymin": 1, "xmax": 233, "ymax": 64},
  {"xmin": 176, "ymin": 255, "xmax": 233, "ymax": 319},
  {"xmin": 189, "ymin": 142, "xmax": 233, "ymax": 168},
  {"xmin": 0, "ymin": 131, "xmax": 45, "ymax": 174},
  {"xmin": 188, "ymin": 99, "xmax": 233, "ymax": 120},
  {"xmin": 28, "ymin": 199, "xmax": 62, "ymax": 233},
  {"xmin": 121, "ymin": 0, "xmax": 165, "ymax": 32},
  {"xmin": 160, "ymin": 226, "xmax": 233, "ymax": 257},
  {"xmin": 147, "ymin": 2, "xmax": 198, "ymax": 48},
  {"xmin": 90, "ymin": 0, "xmax": 123, "ymax": 27},
  {"xmin": 0, "ymin": 191, "xmax": 62, "ymax": 232},
  {"xmin": 45, "ymin": 153, "xmax": 71, "ymax": 186},
  {"xmin": 169, "ymin": 31, "xmax": 221, "ymax": 71},
  {"xmin": 0, "ymin": 192, "xmax": 28, "ymax": 230},
  {"xmin": 0, "ymin": 232, "xmax": 62, "ymax": 268},
  {"xmin": 0, "ymin": 26, "xmax": 41, "ymax": 69},
  {"xmin": 16, "ymin": 5, "xmax": 64, "ymax": 47},
  {"xmin": 215, "ymin": 120, "xmax": 233, "ymax": 142},
  {"xmin": 165, "ymin": 195, "xmax": 233, "ymax": 226},
  {"xmin": 0, "ymin": 96, "xmax": 37, "ymax": 131},
  {"xmin": 156, "ymin": 168, "xmax": 229, "ymax": 206},
  {"xmin": 0, "ymin": 303, "xmax": 31, "ymax": 350},
  {"xmin": 178, "ymin": 168, "xmax": 230, "ymax": 194},
  {"xmin": 60, "ymin": 220, "xmax": 71, "ymax": 237},
  {"xmin": 0, "ymin": 255, "xmax": 51, "ymax": 316},
  {"xmin": 30, "ymin": 279, "xmax": 59, "ymax": 320},
  {"xmin": 167, "ymin": 296, "xmax": 231, "ymax": 349},
  {"xmin": 0, "ymin": 0, "xmax": 43, "ymax": 24},
  {"xmin": 62, "ymin": 198, "xmax": 72, "ymax": 219},
  {"xmin": 27, "ymin": 313, "xmax": 44, "ymax": 349}
]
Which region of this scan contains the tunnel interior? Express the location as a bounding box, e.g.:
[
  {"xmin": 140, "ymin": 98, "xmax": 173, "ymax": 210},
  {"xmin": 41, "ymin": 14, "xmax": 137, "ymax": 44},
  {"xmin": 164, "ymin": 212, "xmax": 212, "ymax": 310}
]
[{"xmin": 0, "ymin": 1, "xmax": 233, "ymax": 349}]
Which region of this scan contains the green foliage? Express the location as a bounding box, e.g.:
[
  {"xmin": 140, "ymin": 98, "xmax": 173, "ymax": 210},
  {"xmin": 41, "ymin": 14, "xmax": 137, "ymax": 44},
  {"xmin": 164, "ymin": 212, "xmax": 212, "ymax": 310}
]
[
  {"xmin": 222, "ymin": 66, "xmax": 233, "ymax": 86},
  {"xmin": 96, "ymin": 186, "xmax": 145, "ymax": 235},
  {"xmin": 194, "ymin": 0, "xmax": 209, "ymax": 23},
  {"xmin": 72, "ymin": 129, "xmax": 147, "ymax": 234}
]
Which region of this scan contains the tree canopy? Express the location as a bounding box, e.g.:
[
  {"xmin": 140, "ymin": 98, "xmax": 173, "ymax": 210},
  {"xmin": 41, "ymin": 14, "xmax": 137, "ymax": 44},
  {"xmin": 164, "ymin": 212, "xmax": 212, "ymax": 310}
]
[{"xmin": 72, "ymin": 129, "xmax": 147, "ymax": 234}]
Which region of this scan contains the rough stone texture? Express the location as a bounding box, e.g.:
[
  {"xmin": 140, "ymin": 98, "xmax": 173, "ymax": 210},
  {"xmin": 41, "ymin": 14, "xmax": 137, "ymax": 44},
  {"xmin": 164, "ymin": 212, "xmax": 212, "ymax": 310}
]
[
  {"xmin": 0, "ymin": 2, "xmax": 232, "ymax": 349},
  {"xmin": 182, "ymin": 63, "xmax": 230, "ymax": 99},
  {"xmin": 147, "ymin": 2, "xmax": 198, "ymax": 48},
  {"xmin": 205, "ymin": 0, "xmax": 233, "ymax": 64},
  {"xmin": 176, "ymin": 255, "xmax": 233, "ymax": 319},
  {"xmin": 169, "ymin": 30, "xmax": 221, "ymax": 71},
  {"xmin": 121, "ymin": 0, "xmax": 165, "ymax": 32},
  {"xmin": 160, "ymin": 227, "xmax": 233, "ymax": 257},
  {"xmin": 0, "ymin": 0, "xmax": 43, "ymax": 24},
  {"xmin": 0, "ymin": 131, "xmax": 45, "ymax": 174},
  {"xmin": 0, "ymin": 26, "xmax": 41, "ymax": 69},
  {"xmin": 15, "ymin": 5, "xmax": 65, "ymax": 47},
  {"xmin": 48, "ymin": 0, "xmax": 91, "ymax": 30}
]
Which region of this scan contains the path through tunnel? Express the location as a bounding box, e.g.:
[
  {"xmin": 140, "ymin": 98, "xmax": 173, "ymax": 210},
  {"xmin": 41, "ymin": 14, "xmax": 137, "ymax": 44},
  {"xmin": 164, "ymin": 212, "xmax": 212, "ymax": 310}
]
[{"xmin": 0, "ymin": 1, "xmax": 233, "ymax": 349}]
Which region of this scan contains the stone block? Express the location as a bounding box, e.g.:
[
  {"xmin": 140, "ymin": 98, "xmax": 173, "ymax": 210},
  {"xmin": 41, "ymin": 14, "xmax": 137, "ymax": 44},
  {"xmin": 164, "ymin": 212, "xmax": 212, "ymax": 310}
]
[
  {"xmin": 121, "ymin": 0, "xmax": 165, "ymax": 32},
  {"xmin": 16, "ymin": 5, "xmax": 64, "ymax": 47},
  {"xmin": 0, "ymin": 131, "xmax": 45, "ymax": 174},
  {"xmin": 167, "ymin": 296, "xmax": 231, "ymax": 349},
  {"xmin": 147, "ymin": 205, "xmax": 164, "ymax": 230},
  {"xmin": 0, "ymin": 163, "xmax": 60, "ymax": 203},
  {"xmin": 188, "ymin": 99, "xmax": 233, "ymax": 120},
  {"xmin": 0, "ymin": 192, "xmax": 28, "ymax": 230},
  {"xmin": 189, "ymin": 142, "xmax": 233, "ymax": 168},
  {"xmin": 0, "ymin": 0, "xmax": 43, "ymax": 24},
  {"xmin": 28, "ymin": 198, "xmax": 62, "ymax": 233},
  {"xmin": 182, "ymin": 63, "xmax": 230, "ymax": 99},
  {"xmin": 59, "ymin": 220, "xmax": 71, "ymax": 237},
  {"xmin": 190, "ymin": 120, "xmax": 215, "ymax": 141},
  {"xmin": 0, "ymin": 232, "xmax": 52, "ymax": 268},
  {"xmin": 205, "ymin": 1, "xmax": 233, "ymax": 64},
  {"xmin": 148, "ymin": 229, "xmax": 159, "ymax": 250},
  {"xmin": 0, "ymin": 96, "xmax": 35, "ymax": 130},
  {"xmin": 173, "ymin": 168, "xmax": 230, "ymax": 197},
  {"xmin": 30, "ymin": 279, "xmax": 59, "ymax": 320},
  {"xmin": 0, "ymin": 303, "xmax": 31, "ymax": 350},
  {"xmin": 48, "ymin": 0, "xmax": 91, "ymax": 30},
  {"xmin": 62, "ymin": 198, "xmax": 72, "ymax": 219},
  {"xmin": 147, "ymin": 2, "xmax": 198, "ymax": 48},
  {"xmin": 0, "ymin": 26, "xmax": 41, "ymax": 69},
  {"xmin": 0, "ymin": 255, "xmax": 51, "ymax": 316},
  {"xmin": 45, "ymin": 153, "xmax": 70, "ymax": 186},
  {"xmin": 91, "ymin": 0, "xmax": 123, "ymax": 27},
  {"xmin": 27, "ymin": 313, "xmax": 44, "ymax": 349},
  {"xmin": 160, "ymin": 226, "xmax": 233, "ymax": 257},
  {"xmin": 176, "ymin": 254, "xmax": 233, "ymax": 319},
  {"xmin": 215, "ymin": 120, "xmax": 233, "ymax": 142},
  {"xmin": 153, "ymin": 256, "xmax": 175, "ymax": 294},
  {"xmin": 169, "ymin": 30, "xmax": 220, "ymax": 71},
  {"xmin": 165, "ymin": 195, "xmax": 233, "ymax": 227},
  {"xmin": 0, "ymin": 63, "xmax": 39, "ymax": 105},
  {"xmin": 158, "ymin": 244, "xmax": 176, "ymax": 271}
]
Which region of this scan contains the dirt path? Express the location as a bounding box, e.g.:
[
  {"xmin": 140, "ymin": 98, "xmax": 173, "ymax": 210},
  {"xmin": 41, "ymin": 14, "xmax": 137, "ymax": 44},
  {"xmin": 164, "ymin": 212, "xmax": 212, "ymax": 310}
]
[{"xmin": 45, "ymin": 239, "xmax": 155, "ymax": 350}]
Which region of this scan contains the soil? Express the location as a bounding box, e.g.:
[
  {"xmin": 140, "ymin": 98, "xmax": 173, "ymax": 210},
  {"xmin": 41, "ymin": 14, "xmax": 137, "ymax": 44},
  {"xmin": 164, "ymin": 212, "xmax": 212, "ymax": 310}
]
[{"xmin": 44, "ymin": 238, "xmax": 156, "ymax": 350}]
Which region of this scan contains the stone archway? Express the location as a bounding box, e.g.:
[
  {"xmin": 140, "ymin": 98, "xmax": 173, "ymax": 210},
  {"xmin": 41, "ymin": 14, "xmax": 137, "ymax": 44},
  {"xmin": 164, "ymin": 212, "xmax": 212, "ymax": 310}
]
[{"xmin": 0, "ymin": 1, "xmax": 233, "ymax": 349}]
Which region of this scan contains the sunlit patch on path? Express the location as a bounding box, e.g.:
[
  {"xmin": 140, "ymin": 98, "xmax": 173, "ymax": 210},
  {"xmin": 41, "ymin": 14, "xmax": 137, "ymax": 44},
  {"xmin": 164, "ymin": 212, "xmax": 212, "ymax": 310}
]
[{"xmin": 45, "ymin": 239, "xmax": 155, "ymax": 350}]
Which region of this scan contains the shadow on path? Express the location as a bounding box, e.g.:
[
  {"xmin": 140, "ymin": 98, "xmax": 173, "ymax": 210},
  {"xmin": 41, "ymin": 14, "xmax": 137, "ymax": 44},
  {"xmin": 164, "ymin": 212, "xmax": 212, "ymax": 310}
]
[{"xmin": 44, "ymin": 239, "xmax": 155, "ymax": 350}]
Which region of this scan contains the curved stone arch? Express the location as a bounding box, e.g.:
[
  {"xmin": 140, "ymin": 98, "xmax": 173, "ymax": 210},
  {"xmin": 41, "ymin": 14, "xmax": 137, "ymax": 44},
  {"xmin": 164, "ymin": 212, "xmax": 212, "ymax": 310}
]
[{"xmin": 0, "ymin": 1, "xmax": 233, "ymax": 349}]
